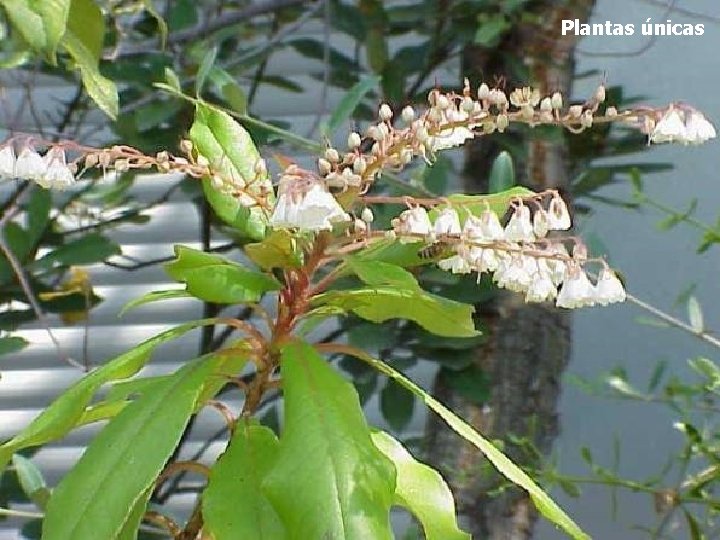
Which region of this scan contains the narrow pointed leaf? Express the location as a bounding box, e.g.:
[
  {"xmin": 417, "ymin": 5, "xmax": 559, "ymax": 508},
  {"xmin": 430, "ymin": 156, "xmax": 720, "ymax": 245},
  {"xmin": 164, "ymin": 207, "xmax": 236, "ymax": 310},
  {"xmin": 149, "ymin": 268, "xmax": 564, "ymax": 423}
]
[
  {"xmin": 42, "ymin": 355, "xmax": 223, "ymax": 540},
  {"xmin": 119, "ymin": 289, "xmax": 191, "ymax": 316},
  {"xmin": 204, "ymin": 421, "xmax": 285, "ymax": 539},
  {"xmin": 263, "ymin": 341, "xmax": 396, "ymax": 539},
  {"xmin": 344, "ymin": 348, "xmax": 590, "ymax": 540},
  {"xmin": 0, "ymin": 319, "xmax": 217, "ymax": 471},
  {"xmin": 116, "ymin": 487, "xmax": 152, "ymax": 540},
  {"xmin": 371, "ymin": 431, "xmax": 469, "ymax": 540},
  {"xmin": 12, "ymin": 454, "xmax": 50, "ymax": 509}
]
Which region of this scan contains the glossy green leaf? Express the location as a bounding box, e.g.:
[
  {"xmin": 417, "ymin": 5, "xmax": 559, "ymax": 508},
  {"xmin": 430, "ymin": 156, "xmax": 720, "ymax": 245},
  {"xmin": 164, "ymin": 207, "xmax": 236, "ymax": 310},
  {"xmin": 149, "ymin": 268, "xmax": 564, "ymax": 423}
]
[
  {"xmin": 0, "ymin": 319, "xmax": 217, "ymax": 472},
  {"xmin": 245, "ymin": 230, "xmax": 303, "ymax": 270},
  {"xmin": 29, "ymin": 233, "xmax": 120, "ymax": 271},
  {"xmin": 322, "ymin": 75, "xmax": 380, "ymax": 136},
  {"xmin": 209, "ymin": 66, "xmax": 248, "ymax": 114},
  {"xmin": 0, "ymin": 0, "xmax": 46, "ymax": 51},
  {"xmin": 488, "ymin": 151, "xmax": 515, "ymax": 193},
  {"xmin": 346, "ymin": 349, "xmax": 590, "ymax": 540},
  {"xmin": 25, "ymin": 186, "xmax": 51, "ymax": 245},
  {"xmin": 263, "ymin": 341, "xmax": 396, "ymax": 539},
  {"xmin": 165, "ymin": 245, "xmax": 280, "ymax": 303},
  {"xmin": 0, "ymin": 335, "xmax": 28, "ymax": 356},
  {"xmin": 371, "ymin": 431, "xmax": 469, "ymax": 540},
  {"xmin": 346, "ymin": 257, "xmax": 421, "ymax": 290},
  {"xmin": 313, "ymin": 288, "xmax": 478, "ymax": 338},
  {"xmin": 204, "ymin": 421, "xmax": 284, "ymax": 539},
  {"xmin": 42, "ymin": 355, "xmax": 222, "ymax": 540},
  {"xmin": 12, "ymin": 454, "xmax": 50, "ymax": 509},
  {"xmin": 119, "ymin": 289, "xmax": 192, "ymax": 316},
  {"xmin": 60, "ymin": 0, "xmax": 117, "ymax": 118},
  {"xmin": 189, "ymin": 103, "xmax": 273, "ymax": 239}
]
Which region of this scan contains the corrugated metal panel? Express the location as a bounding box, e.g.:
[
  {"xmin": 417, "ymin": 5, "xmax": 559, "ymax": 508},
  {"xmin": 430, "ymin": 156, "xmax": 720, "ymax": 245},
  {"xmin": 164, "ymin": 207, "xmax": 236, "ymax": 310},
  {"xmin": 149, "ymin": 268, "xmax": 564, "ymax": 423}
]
[{"xmin": 0, "ymin": 7, "xmax": 460, "ymax": 537}]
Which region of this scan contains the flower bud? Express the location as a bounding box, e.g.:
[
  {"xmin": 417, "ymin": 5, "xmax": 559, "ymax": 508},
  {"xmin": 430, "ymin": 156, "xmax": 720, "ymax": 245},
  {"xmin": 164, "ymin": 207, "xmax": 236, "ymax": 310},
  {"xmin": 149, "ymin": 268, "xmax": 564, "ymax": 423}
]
[
  {"xmin": 606, "ymin": 106, "xmax": 618, "ymax": 117},
  {"xmin": 568, "ymin": 105, "xmax": 583, "ymax": 118},
  {"xmin": 461, "ymin": 96, "xmax": 475, "ymax": 113},
  {"xmin": 361, "ymin": 207, "xmax": 374, "ymax": 223},
  {"xmin": 318, "ymin": 158, "xmax": 332, "ymax": 175},
  {"xmin": 436, "ymin": 94, "xmax": 450, "ymax": 110},
  {"xmin": 477, "ymin": 83, "xmax": 490, "ymax": 100},
  {"xmin": 325, "ymin": 147, "xmax": 340, "ymax": 162},
  {"xmin": 415, "ymin": 126, "xmax": 429, "ymax": 143},
  {"xmin": 401, "ymin": 105, "xmax": 415, "ymax": 123},
  {"xmin": 594, "ymin": 84, "xmax": 606, "ymax": 103},
  {"xmin": 353, "ymin": 156, "xmax": 367, "ymax": 174},
  {"xmin": 540, "ymin": 97, "xmax": 552, "ymax": 112},
  {"xmin": 347, "ymin": 131, "xmax": 361, "ymax": 149},
  {"xmin": 179, "ymin": 139, "xmax": 193, "ymax": 155},
  {"xmin": 379, "ymin": 103, "xmax": 393, "ymax": 121}
]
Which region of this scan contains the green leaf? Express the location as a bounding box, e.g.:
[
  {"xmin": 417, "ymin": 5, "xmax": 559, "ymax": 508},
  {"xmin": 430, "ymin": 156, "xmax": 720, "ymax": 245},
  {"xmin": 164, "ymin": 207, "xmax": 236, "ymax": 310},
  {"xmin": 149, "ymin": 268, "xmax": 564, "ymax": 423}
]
[
  {"xmin": 244, "ymin": 229, "xmax": 303, "ymax": 270},
  {"xmin": 119, "ymin": 288, "xmax": 191, "ymax": 316},
  {"xmin": 165, "ymin": 245, "xmax": 280, "ymax": 303},
  {"xmin": 0, "ymin": 0, "xmax": 46, "ymax": 51},
  {"xmin": 33, "ymin": 0, "xmax": 71, "ymax": 60},
  {"xmin": 345, "ymin": 349, "xmax": 590, "ymax": 540},
  {"xmin": 322, "ymin": 75, "xmax": 380, "ymax": 136},
  {"xmin": 0, "ymin": 335, "xmax": 28, "ymax": 356},
  {"xmin": 30, "ymin": 233, "xmax": 120, "ymax": 271},
  {"xmin": 488, "ymin": 151, "xmax": 515, "ymax": 193},
  {"xmin": 60, "ymin": 0, "xmax": 117, "ymax": 118},
  {"xmin": 116, "ymin": 488, "xmax": 152, "ymax": 540},
  {"xmin": 0, "ymin": 319, "xmax": 217, "ymax": 471},
  {"xmin": 189, "ymin": 103, "xmax": 273, "ymax": 239},
  {"xmin": 204, "ymin": 421, "xmax": 285, "ymax": 539},
  {"xmin": 371, "ymin": 431, "xmax": 470, "ymax": 540},
  {"xmin": 474, "ymin": 13, "xmax": 510, "ymax": 47},
  {"xmin": 25, "ymin": 186, "xmax": 51, "ymax": 245},
  {"xmin": 209, "ymin": 66, "xmax": 248, "ymax": 114},
  {"xmin": 12, "ymin": 454, "xmax": 50, "ymax": 509},
  {"xmin": 380, "ymin": 379, "xmax": 414, "ymax": 432},
  {"xmin": 313, "ymin": 288, "xmax": 478, "ymax": 338},
  {"xmin": 263, "ymin": 341, "xmax": 396, "ymax": 539},
  {"xmin": 346, "ymin": 257, "xmax": 421, "ymax": 290},
  {"xmin": 353, "ymin": 239, "xmax": 428, "ymax": 268},
  {"xmin": 195, "ymin": 45, "xmax": 218, "ymax": 96},
  {"xmin": 42, "ymin": 355, "xmax": 223, "ymax": 540}
]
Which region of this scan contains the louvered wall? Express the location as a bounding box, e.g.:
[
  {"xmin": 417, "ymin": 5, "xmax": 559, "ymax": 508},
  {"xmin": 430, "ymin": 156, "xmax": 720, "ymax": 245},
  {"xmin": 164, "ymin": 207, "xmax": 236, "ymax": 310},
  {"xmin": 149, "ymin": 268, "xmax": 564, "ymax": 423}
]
[{"xmin": 0, "ymin": 6, "xmax": 461, "ymax": 537}]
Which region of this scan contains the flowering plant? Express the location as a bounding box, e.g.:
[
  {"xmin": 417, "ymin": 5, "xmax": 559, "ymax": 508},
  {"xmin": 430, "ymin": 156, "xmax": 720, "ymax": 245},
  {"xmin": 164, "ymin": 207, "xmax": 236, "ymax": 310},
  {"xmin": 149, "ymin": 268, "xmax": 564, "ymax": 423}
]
[{"xmin": 0, "ymin": 70, "xmax": 714, "ymax": 540}]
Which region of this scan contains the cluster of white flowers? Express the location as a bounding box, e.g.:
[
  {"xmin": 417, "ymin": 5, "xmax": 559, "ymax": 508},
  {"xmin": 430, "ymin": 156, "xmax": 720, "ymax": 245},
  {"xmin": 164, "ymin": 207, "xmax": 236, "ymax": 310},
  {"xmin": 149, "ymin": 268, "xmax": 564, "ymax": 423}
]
[
  {"xmin": 270, "ymin": 165, "xmax": 350, "ymax": 231},
  {"xmin": 390, "ymin": 194, "xmax": 625, "ymax": 308},
  {"xmin": 0, "ymin": 143, "xmax": 76, "ymax": 189},
  {"xmin": 648, "ymin": 105, "xmax": 716, "ymax": 145}
]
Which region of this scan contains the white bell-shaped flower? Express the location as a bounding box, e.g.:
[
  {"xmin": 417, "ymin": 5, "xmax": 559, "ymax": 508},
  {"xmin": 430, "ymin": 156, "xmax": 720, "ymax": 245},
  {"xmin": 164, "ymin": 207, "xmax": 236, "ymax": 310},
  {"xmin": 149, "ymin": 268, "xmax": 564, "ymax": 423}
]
[
  {"xmin": 271, "ymin": 183, "xmax": 348, "ymax": 231},
  {"xmin": 15, "ymin": 146, "xmax": 45, "ymax": 181},
  {"xmin": 682, "ymin": 111, "xmax": 716, "ymax": 145},
  {"xmin": 434, "ymin": 207, "xmax": 461, "ymax": 235},
  {"xmin": 438, "ymin": 246, "xmax": 473, "ymax": 274},
  {"xmin": 547, "ymin": 195, "xmax": 571, "ymax": 230},
  {"xmin": 525, "ymin": 271, "xmax": 557, "ymax": 303},
  {"xmin": 533, "ymin": 208, "xmax": 549, "ymax": 238},
  {"xmin": 0, "ymin": 145, "xmax": 16, "ymax": 180},
  {"xmin": 556, "ymin": 265, "xmax": 594, "ymax": 309},
  {"xmin": 394, "ymin": 207, "xmax": 432, "ymax": 242},
  {"xmin": 479, "ymin": 208, "xmax": 505, "ymax": 241},
  {"xmin": 650, "ymin": 107, "xmax": 686, "ymax": 144},
  {"xmin": 504, "ymin": 204, "xmax": 535, "ymax": 242},
  {"xmin": 39, "ymin": 147, "xmax": 75, "ymax": 189},
  {"xmin": 593, "ymin": 267, "xmax": 626, "ymax": 305}
]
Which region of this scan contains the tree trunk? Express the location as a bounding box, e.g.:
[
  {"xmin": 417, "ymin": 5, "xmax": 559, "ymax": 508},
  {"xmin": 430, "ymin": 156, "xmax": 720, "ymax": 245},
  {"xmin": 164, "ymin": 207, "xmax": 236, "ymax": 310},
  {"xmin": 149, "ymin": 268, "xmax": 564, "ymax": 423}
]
[{"xmin": 424, "ymin": 2, "xmax": 595, "ymax": 538}]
